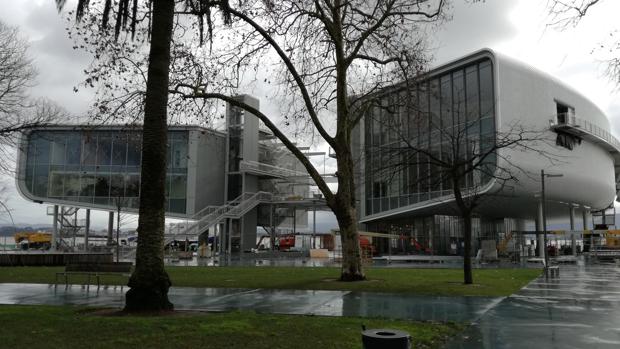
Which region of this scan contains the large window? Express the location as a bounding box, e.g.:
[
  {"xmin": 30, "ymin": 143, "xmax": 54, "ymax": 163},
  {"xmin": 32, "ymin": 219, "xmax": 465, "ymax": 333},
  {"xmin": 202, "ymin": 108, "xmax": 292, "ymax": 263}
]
[
  {"xmin": 364, "ymin": 58, "xmax": 496, "ymax": 216},
  {"xmin": 23, "ymin": 129, "xmax": 189, "ymax": 214}
]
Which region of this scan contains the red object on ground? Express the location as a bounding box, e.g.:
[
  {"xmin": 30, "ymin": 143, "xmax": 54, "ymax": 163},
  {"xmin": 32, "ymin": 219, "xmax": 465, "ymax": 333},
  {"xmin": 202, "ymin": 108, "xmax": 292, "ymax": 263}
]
[{"xmin": 278, "ymin": 235, "xmax": 296, "ymax": 250}]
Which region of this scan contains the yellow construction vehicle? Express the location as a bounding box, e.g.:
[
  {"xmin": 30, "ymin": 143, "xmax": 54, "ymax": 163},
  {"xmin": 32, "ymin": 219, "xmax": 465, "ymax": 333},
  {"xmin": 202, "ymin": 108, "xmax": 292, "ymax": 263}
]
[{"xmin": 13, "ymin": 232, "xmax": 52, "ymax": 250}]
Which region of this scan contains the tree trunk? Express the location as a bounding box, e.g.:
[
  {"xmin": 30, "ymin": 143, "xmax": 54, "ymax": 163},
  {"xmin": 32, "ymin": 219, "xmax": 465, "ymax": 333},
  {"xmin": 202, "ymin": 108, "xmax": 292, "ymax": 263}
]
[
  {"xmin": 334, "ymin": 200, "xmax": 365, "ymax": 281},
  {"xmin": 462, "ymin": 212, "xmax": 473, "ymax": 284},
  {"xmin": 453, "ymin": 179, "xmax": 474, "ymax": 285},
  {"xmin": 124, "ymin": 0, "xmax": 175, "ymax": 312},
  {"xmin": 333, "ymin": 147, "xmax": 365, "ymax": 281}
]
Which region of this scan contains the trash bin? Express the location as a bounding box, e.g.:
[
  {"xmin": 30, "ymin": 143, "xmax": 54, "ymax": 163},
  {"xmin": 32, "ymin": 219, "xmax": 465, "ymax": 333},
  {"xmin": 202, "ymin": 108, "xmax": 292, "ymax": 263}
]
[{"xmin": 362, "ymin": 328, "xmax": 411, "ymax": 349}]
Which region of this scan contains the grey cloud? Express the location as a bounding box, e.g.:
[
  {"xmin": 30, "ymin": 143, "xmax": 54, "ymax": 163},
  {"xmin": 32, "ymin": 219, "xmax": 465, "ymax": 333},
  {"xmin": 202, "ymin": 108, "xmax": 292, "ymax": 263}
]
[{"xmin": 432, "ymin": 0, "xmax": 520, "ymax": 63}]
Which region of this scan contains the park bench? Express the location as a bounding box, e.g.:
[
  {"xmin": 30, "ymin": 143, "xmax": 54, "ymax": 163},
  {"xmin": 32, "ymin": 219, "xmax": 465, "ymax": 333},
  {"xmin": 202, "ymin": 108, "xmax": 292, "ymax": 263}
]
[
  {"xmin": 55, "ymin": 262, "xmax": 133, "ymax": 289},
  {"xmin": 547, "ymin": 265, "xmax": 560, "ymax": 278}
]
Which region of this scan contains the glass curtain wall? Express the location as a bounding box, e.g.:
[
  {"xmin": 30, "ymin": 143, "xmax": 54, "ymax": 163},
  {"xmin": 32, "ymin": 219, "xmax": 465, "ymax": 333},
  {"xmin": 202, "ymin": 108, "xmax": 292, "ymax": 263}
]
[
  {"xmin": 364, "ymin": 58, "xmax": 495, "ymax": 216},
  {"xmin": 23, "ymin": 129, "xmax": 189, "ymax": 214},
  {"xmin": 367, "ymin": 215, "xmax": 485, "ymax": 255}
]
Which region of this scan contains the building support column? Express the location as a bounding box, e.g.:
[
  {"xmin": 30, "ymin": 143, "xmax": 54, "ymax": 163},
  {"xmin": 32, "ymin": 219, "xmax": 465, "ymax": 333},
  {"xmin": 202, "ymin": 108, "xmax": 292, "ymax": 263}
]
[
  {"xmin": 52, "ymin": 205, "xmax": 59, "ymax": 251},
  {"xmin": 569, "ymin": 205, "xmax": 576, "ymax": 256},
  {"xmin": 537, "ymin": 200, "xmax": 544, "ymax": 258},
  {"xmin": 72, "ymin": 210, "xmax": 78, "ymax": 249},
  {"xmin": 270, "ymin": 204, "xmax": 275, "ymax": 251},
  {"xmin": 515, "ymin": 219, "xmax": 527, "ymax": 257},
  {"xmin": 84, "ymin": 209, "xmax": 90, "ymax": 252},
  {"xmin": 582, "ymin": 208, "xmax": 589, "ymax": 230},
  {"xmin": 217, "ymin": 223, "xmax": 222, "ymax": 256},
  {"xmin": 107, "ymin": 212, "xmax": 114, "ymax": 246},
  {"xmin": 312, "ymin": 204, "xmax": 316, "ymax": 249},
  {"xmin": 293, "ymin": 206, "xmax": 297, "ymax": 235},
  {"xmin": 227, "ymin": 219, "xmax": 232, "ymax": 255}
]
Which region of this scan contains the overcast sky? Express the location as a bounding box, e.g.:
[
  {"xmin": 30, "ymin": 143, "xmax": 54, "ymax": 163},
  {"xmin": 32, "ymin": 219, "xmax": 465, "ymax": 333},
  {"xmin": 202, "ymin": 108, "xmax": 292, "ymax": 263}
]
[{"xmin": 1, "ymin": 0, "xmax": 619, "ymax": 229}]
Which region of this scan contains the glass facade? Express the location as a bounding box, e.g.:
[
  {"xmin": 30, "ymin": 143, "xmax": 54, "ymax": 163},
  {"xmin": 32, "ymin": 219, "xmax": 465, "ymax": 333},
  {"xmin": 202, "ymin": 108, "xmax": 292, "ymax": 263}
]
[
  {"xmin": 22, "ymin": 129, "xmax": 189, "ymax": 214},
  {"xmin": 364, "ymin": 58, "xmax": 496, "ymax": 216},
  {"xmin": 366, "ymin": 216, "xmax": 516, "ymax": 255}
]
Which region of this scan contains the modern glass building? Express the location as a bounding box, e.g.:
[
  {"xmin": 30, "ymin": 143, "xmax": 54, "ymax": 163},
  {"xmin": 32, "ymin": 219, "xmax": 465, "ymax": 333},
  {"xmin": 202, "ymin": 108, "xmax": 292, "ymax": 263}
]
[
  {"xmin": 15, "ymin": 97, "xmax": 314, "ymax": 253},
  {"xmin": 355, "ymin": 48, "xmax": 620, "ymax": 255},
  {"xmin": 363, "ymin": 57, "xmax": 495, "ymax": 216},
  {"xmin": 17, "ymin": 126, "xmax": 227, "ymax": 217}
]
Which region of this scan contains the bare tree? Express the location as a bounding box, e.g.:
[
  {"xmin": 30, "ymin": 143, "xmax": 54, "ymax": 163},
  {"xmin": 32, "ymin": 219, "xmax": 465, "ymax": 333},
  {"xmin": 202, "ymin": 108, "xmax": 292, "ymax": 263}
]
[
  {"xmin": 547, "ymin": 0, "xmax": 601, "ymax": 28},
  {"xmin": 366, "ymin": 76, "xmax": 554, "ymax": 283},
  {"xmin": 57, "ymin": 0, "xmax": 235, "ymax": 312},
  {"xmin": 547, "ymin": 0, "xmax": 620, "ymax": 86},
  {"xmin": 166, "ymin": 0, "xmax": 448, "ymax": 281},
  {"xmin": 0, "ymin": 21, "xmax": 69, "ymax": 216}
]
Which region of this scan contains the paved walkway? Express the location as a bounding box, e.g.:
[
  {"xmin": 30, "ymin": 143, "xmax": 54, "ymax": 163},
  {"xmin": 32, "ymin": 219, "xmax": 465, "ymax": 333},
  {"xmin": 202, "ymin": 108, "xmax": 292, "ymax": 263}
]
[
  {"xmin": 0, "ymin": 282, "xmax": 500, "ymax": 323},
  {"xmin": 6, "ymin": 264, "xmax": 618, "ymax": 347},
  {"xmin": 444, "ymin": 263, "xmax": 620, "ymax": 349}
]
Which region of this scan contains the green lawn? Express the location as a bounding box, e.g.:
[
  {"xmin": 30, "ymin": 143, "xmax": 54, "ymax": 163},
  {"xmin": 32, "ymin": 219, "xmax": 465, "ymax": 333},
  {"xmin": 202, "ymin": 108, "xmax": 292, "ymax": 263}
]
[
  {"xmin": 0, "ymin": 266, "xmax": 540, "ymax": 296},
  {"xmin": 0, "ymin": 305, "xmax": 461, "ymax": 349}
]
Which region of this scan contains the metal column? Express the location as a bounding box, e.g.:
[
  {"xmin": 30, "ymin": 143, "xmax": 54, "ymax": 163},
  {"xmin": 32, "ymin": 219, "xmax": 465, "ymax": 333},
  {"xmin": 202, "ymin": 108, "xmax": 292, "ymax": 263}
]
[
  {"xmin": 582, "ymin": 208, "xmax": 589, "ymax": 230},
  {"xmin": 227, "ymin": 219, "xmax": 232, "ymax": 255},
  {"xmin": 569, "ymin": 205, "xmax": 576, "ymax": 256},
  {"xmin": 52, "ymin": 205, "xmax": 59, "ymax": 251},
  {"xmin": 312, "ymin": 204, "xmax": 316, "ymax": 249},
  {"xmin": 84, "ymin": 209, "xmax": 90, "ymax": 251},
  {"xmin": 72, "ymin": 210, "xmax": 78, "ymax": 249},
  {"xmin": 293, "ymin": 206, "xmax": 296, "ymax": 235},
  {"xmin": 107, "ymin": 212, "xmax": 114, "ymax": 246},
  {"xmin": 536, "ymin": 200, "xmax": 544, "ymax": 258},
  {"xmin": 270, "ymin": 204, "xmax": 275, "ymax": 251}
]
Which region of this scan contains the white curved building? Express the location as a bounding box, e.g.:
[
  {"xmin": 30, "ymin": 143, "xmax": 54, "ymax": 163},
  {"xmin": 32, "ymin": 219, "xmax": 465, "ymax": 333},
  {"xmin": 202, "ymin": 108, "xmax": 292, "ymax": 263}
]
[{"xmin": 355, "ymin": 49, "xmax": 619, "ymax": 255}]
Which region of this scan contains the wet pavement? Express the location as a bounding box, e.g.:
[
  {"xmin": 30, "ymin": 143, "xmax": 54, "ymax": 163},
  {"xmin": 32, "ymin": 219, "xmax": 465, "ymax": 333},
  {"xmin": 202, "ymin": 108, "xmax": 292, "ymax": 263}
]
[
  {"xmin": 0, "ymin": 283, "xmax": 500, "ymax": 322},
  {"xmin": 5, "ymin": 263, "xmax": 619, "ymax": 347},
  {"xmin": 444, "ymin": 263, "xmax": 620, "ymax": 349}
]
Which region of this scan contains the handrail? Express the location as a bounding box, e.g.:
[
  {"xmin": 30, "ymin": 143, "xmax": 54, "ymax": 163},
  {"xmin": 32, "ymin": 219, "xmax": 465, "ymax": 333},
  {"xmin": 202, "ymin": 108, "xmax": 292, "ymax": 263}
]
[
  {"xmin": 171, "ymin": 191, "xmax": 274, "ymax": 238},
  {"xmin": 189, "ymin": 192, "xmax": 247, "ymax": 221},
  {"xmin": 240, "ymin": 160, "xmax": 306, "ymax": 178},
  {"xmin": 551, "ymin": 114, "xmax": 620, "ymax": 151}
]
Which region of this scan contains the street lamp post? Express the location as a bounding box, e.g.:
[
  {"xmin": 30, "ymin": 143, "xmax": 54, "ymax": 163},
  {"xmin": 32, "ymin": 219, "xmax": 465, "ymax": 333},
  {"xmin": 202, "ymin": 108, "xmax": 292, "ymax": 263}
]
[{"xmin": 541, "ymin": 169, "xmax": 563, "ymax": 278}]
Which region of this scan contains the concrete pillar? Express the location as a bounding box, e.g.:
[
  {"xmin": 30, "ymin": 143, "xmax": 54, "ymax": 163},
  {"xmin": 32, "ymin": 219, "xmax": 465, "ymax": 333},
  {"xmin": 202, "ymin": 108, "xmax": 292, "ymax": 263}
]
[
  {"xmin": 312, "ymin": 204, "xmax": 316, "ymax": 249},
  {"xmin": 84, "ymin": 209, "xmax": 90, "ymax": 251},
  {"xmin": 537, "ymin": 200, "xmax": 544, "ymax": 258},
  {"xmin": 582, "ymin": 208, "xmax": 589, "ymax": 230},
  {"xmin": 227, "ymin": 219, "xmax": 232, "ymax": 255},
  {"xmin": 240, "ymin": 208, "xmax": 258, "ymax": 251},
  {"xmin": 515, "ymin": 219, "xmax": 527, "ymax": 257},
  {"xmin": 107, "ymin": 211, "xmax": 114, "ymax": 246},
  {"xmin": 569, "ymin": 205, "xmax": 576, "ymax": 256},
  {"xmin": 52, "ymin": 205, "xmax": 59, "ymax": 251},
  {"xmin": 72, "ymin": 210, "xmax": 78, "ymax": 249}
]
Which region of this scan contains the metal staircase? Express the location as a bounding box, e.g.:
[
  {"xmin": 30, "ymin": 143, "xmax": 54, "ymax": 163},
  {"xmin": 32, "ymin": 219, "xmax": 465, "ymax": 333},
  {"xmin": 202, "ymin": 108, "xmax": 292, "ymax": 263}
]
[
  {"xmin": 165, "ymin": 191, "xmax": 274, "ymax": 244},
  {"xmin": 56, "ymin": 207, "xmax": 83, "ymax": 251},
  {"xmin": 240, "ymin": 160, "xmax": 306, "ymax": 179}
]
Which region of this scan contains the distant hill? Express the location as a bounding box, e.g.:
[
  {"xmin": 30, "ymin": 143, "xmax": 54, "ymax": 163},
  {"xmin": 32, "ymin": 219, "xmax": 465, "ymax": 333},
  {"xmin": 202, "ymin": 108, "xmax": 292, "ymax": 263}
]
[{"xmin": 0, "ymin": 225, "xmax": 53, "ymax": 237}]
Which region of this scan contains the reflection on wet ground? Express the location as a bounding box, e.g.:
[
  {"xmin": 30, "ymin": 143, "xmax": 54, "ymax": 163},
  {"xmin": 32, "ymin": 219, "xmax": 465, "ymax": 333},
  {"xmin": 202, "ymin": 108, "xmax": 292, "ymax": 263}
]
[
  {"xmin": 5, "ymin": 262, "xmax": 615, "ymax": 348},
  {"xmin": 0, "ymin": 283, "xmax": 500, "ymax": 323},
  {"xmin": 444, "ymin": 264, "xmax": 620, "ymax": 349}
]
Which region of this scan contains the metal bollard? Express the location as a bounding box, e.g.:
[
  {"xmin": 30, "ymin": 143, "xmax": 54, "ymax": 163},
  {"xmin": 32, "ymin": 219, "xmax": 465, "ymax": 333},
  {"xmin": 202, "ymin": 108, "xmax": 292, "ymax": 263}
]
[{"xmin": 362, "ymin": 328, "xmax": 411, "ymax": 349}]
